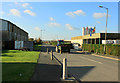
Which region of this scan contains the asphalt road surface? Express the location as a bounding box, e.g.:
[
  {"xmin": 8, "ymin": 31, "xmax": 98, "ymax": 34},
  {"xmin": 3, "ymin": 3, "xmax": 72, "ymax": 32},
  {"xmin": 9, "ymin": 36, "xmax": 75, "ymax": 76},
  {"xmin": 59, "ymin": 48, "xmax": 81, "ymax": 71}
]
[{"xmin": 42, "ymin": 44, "xmax": 119, "ymax": 82}]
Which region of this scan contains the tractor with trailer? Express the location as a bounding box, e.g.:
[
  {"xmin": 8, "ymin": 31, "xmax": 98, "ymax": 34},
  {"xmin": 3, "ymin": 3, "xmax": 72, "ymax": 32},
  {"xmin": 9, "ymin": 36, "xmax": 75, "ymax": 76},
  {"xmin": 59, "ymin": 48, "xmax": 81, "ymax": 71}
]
[{"xmin": 56, "ymin": 40, "xmax": 73, "ymax": 54}]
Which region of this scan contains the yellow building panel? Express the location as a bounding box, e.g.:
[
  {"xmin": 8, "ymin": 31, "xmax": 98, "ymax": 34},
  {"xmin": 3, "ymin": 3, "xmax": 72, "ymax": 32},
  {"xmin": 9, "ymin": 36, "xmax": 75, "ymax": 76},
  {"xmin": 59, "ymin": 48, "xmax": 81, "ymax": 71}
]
[{"xmin": 71, "ymin": 33, "xmax": 100, "ymax": 40}]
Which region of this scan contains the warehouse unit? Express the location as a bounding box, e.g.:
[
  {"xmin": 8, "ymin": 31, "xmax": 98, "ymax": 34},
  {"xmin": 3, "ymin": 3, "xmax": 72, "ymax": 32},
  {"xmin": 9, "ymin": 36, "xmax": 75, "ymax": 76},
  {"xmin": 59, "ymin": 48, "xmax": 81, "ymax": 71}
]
[
  {"xmin": 71, "ymin": 33, "xmax": 120, "ymax": 47},
  {"xmin": 0, "ymin": 19, "xmax": 28, "ymax": 49}
]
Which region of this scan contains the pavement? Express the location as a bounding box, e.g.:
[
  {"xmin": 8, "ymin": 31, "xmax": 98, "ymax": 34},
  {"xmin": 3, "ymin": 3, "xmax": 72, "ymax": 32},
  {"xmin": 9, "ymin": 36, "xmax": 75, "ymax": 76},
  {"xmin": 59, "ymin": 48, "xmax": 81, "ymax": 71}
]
[
  {"xmin": 31, "ymin": 44, "xmax": 77, "ymax": 82},
  {"xmin": 41, "ymin": 44, "xmax": 119, "ymax": 82},
  {"xmin": 31, "ymin": 52, "xmax": 61, "ymax": 81}
]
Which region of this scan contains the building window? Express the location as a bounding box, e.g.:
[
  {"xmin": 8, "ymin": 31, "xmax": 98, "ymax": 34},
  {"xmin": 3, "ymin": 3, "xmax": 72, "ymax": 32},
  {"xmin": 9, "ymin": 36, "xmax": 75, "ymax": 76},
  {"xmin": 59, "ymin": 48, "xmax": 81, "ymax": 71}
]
[
  {"xmin": 0, "ymin": 20, "xmax": 2, "ymax": 30},
  {"xmin": 2, "ymin": 20, "xmax": 8, "ymax": 30},
  {"xmin": 9, "ymin": 24, "xmax": 11, "ymax": 31}
]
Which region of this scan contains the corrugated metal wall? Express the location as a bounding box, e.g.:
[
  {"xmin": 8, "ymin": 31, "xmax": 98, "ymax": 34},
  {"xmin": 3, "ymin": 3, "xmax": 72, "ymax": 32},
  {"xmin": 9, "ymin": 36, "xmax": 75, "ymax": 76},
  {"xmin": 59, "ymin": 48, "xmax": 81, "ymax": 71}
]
[{"xmin": 0, "ymin": 19, "xmax": 29, "ymax": 50}]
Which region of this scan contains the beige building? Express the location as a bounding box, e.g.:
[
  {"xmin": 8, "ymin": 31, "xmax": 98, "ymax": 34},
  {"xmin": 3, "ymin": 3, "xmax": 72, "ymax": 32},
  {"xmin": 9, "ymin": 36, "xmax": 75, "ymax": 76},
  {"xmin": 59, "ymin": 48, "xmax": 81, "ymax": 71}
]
[{"xmin": 71, "ymin": 33, "xmax": 120, "ymax": 47}]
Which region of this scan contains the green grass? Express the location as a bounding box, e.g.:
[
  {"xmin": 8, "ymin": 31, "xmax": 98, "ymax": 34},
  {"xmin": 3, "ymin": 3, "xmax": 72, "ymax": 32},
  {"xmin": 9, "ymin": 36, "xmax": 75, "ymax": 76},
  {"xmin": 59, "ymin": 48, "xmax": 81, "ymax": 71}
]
[
  {"xmin": 33, "ymin": 44, "xmax": 41, "ymax": 50},
  {"xmin": 2, "ymin": 50, "xmax": 40, "ymax": 81}
]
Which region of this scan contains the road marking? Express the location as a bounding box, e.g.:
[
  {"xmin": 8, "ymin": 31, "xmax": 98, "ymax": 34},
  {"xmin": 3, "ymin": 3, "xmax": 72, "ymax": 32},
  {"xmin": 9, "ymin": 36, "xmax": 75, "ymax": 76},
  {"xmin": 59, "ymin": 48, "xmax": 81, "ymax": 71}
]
[
  {"xmin": 91, "ymin": 54, "xmax": 120, "ymax": 61},
  {"xmin": 80, "ymin": 56, "xmax": 103, "ymax": 64},
  {"xmin": 75, "ymin": 51, "xmax": 120, "ymax": 61}
]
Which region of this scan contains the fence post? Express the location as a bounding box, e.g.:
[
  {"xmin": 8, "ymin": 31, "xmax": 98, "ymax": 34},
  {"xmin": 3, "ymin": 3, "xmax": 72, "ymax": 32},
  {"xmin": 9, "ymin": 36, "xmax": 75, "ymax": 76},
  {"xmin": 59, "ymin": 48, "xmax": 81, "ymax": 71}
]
[
  {"xmin": 63, "ymin": 58, "xmax": 67, "ymax": 80},
  {"xmin": 47, "ymin": 48, "xmax": 49, "ymax": 54},
  {"xmin": 51, "ymin": 50, "xmax": 53, "ymax": 60}
]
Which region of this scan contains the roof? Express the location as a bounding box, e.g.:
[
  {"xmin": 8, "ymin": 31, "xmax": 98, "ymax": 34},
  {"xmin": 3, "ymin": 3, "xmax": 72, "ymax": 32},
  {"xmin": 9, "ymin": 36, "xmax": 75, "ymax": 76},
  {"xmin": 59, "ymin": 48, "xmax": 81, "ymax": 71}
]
[{"xmin": 0, "ymin": 18, "xmax": 28, "ymax": 34}]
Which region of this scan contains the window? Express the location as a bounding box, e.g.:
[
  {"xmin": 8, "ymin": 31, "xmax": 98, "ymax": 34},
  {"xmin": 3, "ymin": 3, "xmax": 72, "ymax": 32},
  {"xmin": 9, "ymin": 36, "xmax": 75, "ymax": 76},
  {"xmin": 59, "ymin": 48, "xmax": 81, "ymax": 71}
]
[
  {"xmin": 2, "ymin": 20, "xmax": 8, "ymax": 30},
  {"xmin": 9, "ymin": 24, "xmax": 10, "ymax": 31},
  {"xmin": 0, "ymin": 20, "xmax": 2, "ymax": 30}
]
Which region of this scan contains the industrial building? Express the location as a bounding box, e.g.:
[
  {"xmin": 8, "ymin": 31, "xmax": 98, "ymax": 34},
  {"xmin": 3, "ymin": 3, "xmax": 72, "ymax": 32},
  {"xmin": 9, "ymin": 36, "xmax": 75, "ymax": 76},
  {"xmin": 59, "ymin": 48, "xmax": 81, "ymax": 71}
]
[
  {"xmin": 0, "ymin": 19, "xmax": 28, "ymax": 49},
  {"xmin": 71, "ymin": 33, "xmax": 120, "ymax": 47}
]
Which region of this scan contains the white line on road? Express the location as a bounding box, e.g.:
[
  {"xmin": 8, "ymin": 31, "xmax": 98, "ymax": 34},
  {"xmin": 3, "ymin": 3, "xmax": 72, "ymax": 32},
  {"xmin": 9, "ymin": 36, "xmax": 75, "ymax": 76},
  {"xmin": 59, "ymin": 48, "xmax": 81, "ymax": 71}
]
[
  {"xmin": 80, "ymin": 56, "xmax": 103, "ymax": 64},
  {"xmin": 91, "ymin": 54, "xmax": 120, "ymax": 61}
]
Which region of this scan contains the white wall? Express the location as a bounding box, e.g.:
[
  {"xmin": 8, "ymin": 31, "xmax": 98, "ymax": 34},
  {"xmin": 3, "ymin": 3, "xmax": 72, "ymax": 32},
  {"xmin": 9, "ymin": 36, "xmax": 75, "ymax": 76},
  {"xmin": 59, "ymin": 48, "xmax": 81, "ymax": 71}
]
[
  {"xmin": 71, "ymin": 39, "xmax": 83, "ymax": 47},
  {"xmin": 15, "ymin": 41, "xmax": 24, "ymax": 49}
]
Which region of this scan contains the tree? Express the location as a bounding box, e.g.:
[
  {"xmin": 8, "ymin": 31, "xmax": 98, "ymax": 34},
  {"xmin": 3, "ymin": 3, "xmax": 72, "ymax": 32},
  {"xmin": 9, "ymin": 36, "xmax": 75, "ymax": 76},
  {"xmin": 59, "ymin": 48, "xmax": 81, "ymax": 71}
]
[
  {"xmin": 29, "ymin": 38, "xmax": 34, "ymax": 41},
  {"xmin": 36, "ymin": 37, "xmax": 42, "ymax": 43}
]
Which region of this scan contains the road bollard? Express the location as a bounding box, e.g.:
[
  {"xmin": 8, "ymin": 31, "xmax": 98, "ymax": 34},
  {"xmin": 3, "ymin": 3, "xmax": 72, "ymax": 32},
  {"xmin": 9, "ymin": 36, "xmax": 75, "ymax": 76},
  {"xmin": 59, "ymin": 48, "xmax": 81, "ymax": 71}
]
[
  {"xmin": 51, "ymin": 50, "xmax": 53, "ymax": 60},
  {"xmin": 82, "ymin": 48, "xmax": 84, "ymax": 52},
  {"xmin": 60, "ymin": 50, "xmax": 62, "ymax": 54},
  {"xmin": 96, "ymin": 49, "xmax": 98, "ymax": 54},
  {"xmin": 63, "ymin": 58, "xmax": 67, "ymax": 80},
  {"xmin": 47, "ymin": 48, "xmax": 49, "ymax": 54}
]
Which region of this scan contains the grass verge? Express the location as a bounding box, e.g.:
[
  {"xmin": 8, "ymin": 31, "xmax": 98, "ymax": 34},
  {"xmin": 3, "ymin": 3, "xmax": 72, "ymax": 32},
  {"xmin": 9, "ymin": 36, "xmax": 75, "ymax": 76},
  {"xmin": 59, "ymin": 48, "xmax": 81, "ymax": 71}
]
[
  {"xmin": 2, "ymin": 50, "xmax": 40, "ymax": 81},
  {"xmin": 33, "ymin": 44, "xmax": 41, "ymax": 51}
]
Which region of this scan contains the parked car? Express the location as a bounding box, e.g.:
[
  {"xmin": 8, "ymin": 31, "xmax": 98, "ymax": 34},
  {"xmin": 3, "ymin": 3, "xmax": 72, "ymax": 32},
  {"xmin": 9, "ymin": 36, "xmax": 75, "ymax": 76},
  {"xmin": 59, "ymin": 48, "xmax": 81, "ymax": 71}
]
[{"xmin": 72, "ymin": 43, "xmax": 82, "ymax": 51}]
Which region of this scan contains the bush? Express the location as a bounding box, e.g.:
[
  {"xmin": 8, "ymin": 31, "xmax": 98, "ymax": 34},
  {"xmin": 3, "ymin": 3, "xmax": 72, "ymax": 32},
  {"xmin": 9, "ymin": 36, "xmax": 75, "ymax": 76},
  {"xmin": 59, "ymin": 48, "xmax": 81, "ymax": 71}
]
[
  {"xmin": 83, "ymin": 44, "xmax": 120, "ymax": 56},
  {"xmin": 50, "ymin": 42, "xmax": 57, "ymax": 46}
]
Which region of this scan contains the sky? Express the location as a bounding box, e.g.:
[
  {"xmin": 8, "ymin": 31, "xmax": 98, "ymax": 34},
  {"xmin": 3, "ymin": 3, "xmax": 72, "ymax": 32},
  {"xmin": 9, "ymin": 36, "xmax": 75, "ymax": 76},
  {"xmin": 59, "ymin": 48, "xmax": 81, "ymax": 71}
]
[{"xmin": 0, "ymin": 2, "xmax": 118, "ymax": 40}]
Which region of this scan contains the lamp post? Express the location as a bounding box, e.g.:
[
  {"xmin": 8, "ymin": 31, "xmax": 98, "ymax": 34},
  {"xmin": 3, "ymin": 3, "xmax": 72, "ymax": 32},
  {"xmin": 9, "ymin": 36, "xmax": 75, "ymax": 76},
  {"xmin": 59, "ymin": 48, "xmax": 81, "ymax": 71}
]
[{"xmin": 99, "ymin": 6, "xmax": 108, "ymax": 53}]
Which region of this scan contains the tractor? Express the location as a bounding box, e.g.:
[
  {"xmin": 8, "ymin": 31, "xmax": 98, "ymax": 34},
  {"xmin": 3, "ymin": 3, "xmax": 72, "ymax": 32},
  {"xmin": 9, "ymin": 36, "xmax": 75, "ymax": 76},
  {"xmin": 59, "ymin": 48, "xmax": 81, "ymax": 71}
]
[{"xmin": 56, "ymin": 40, "xmax": 73, "ymax": 54}]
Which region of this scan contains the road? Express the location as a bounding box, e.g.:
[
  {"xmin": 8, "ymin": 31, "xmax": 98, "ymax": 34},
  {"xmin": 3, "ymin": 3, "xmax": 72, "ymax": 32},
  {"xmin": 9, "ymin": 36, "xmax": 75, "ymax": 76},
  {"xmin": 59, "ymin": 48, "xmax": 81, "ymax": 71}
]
[{"xmin": 41, "ymin": 44, "xmax": 119, "ymax": 81}]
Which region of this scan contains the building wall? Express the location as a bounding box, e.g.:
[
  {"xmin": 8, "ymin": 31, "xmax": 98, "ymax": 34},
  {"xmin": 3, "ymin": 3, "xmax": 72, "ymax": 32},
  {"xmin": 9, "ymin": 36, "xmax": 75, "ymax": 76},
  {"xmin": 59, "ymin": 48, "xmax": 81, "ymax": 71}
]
[
  {"xmin": 71, "ymin": 33, "xmax": 120, "ymax": 40},
  {"xmin": 0, "ymin": 19, "xmax": 28, "ymax": 41},
  {"xmin": 71, "ymin": 39, "xmax": 83, "ymax": 47},
  {"xmin": 100, "ymin": 33, "xmax": 120, "ymax": 40},
  {"xmin": 0, "ymin": 19, "xmax": 28, "ymax": 49},
  {"xmin": 71, "ymin": 33, "xmax": 120, "ymax": 46}
]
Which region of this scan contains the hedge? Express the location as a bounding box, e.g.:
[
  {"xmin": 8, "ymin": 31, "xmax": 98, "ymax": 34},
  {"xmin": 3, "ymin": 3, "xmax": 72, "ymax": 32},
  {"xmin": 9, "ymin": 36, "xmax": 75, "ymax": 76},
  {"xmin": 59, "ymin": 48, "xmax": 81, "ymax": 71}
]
[
  {"xmin": 50, "ymin": 42, "xmax": 57, "ymax": 46},
  {"xmin": 82, "ymin": 44, "xmax": 120, "ymax": 56}
]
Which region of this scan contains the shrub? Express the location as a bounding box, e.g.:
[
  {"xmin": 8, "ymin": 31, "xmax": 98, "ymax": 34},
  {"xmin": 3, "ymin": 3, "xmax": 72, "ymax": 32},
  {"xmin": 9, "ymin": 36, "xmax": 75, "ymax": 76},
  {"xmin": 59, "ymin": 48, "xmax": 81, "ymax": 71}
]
[{"xmin": 82, "ymin": 44, "xmax": 120, "ymax": 56}]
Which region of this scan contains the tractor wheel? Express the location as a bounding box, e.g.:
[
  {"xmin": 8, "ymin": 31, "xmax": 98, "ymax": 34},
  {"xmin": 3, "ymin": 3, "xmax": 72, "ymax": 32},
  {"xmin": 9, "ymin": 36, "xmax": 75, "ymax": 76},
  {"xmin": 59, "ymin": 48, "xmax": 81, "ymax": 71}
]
[{"xmin": 68, "ymin": 49, "xmax": 70, "ymax": 53}]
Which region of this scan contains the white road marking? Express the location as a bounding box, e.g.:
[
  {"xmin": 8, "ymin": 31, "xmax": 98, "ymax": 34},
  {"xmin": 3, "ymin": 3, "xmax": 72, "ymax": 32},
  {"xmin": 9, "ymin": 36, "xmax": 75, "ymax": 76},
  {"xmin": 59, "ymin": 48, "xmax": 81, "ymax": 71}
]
[
  {"xmin": 91, "ymin": 54, "xmax": 120, "ymax": 61},
  {"xmin": 80, "ymin": 56, "xmax": 103, "ymax": 64}
]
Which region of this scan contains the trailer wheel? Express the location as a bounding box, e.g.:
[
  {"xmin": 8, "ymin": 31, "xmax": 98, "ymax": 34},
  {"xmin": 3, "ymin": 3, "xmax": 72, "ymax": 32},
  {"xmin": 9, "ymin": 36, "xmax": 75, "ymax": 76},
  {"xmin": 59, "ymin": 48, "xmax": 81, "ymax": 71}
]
[{"xmin": 69, "ymin": 51, "xmax": 70, "ymax": 53}]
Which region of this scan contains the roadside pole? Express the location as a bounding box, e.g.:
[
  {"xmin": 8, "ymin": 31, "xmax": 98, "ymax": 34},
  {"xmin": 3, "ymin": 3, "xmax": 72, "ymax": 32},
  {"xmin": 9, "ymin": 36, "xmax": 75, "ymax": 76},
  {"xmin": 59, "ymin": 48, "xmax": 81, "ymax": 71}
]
[
  {"xmin": 47, "ymin": 48, "xmax": 49, "ymax": 54},
  {"xmin": 63, "ymin": 58, "xmax": 67, "ymax": 80},
  {"xmin": 51, "ymin": 50, "xmax": 53, "ymax": 60}
]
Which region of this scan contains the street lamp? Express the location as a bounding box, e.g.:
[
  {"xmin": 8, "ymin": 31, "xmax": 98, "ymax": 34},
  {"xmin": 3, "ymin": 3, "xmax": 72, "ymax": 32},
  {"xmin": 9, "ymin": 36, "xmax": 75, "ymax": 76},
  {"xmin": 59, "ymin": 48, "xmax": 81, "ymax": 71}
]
[{"xmin": 99, "ymin": 5, "xmax": 108, "ymax": 53}]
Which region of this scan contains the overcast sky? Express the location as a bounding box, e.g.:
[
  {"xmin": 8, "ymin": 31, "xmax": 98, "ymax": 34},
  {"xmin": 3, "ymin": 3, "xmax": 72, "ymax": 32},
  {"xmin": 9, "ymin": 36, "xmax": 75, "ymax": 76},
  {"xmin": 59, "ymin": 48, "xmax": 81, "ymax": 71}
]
[{"xmin": 1, "ymin": 2, "xmax": 118, "ymax": 40}]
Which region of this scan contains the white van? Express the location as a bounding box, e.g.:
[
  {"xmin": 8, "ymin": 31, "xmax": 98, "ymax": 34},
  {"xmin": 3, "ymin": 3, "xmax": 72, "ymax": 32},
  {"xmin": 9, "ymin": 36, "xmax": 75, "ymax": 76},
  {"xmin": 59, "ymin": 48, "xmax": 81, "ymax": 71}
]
[{"xmin": 73, "ymin": 43, "xmax": 82, "ymax": 51}]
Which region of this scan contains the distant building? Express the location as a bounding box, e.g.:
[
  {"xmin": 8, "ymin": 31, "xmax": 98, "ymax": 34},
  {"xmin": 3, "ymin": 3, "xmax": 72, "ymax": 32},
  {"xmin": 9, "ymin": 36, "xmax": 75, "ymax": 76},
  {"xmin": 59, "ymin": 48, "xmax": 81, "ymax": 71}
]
[
  {"xmin": 0, "ymin": 19, "xmax": 28, "ymax": 49},
  {"xmin": 71, "ymin": 33, "xmax": 120, "ymax": 47}
]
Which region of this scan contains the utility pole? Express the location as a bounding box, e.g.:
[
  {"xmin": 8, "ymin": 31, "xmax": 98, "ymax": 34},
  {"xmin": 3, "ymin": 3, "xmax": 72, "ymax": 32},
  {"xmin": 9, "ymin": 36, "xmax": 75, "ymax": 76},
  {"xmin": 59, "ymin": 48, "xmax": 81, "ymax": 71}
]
[{"xmin": 99, "ymin": 6, "xmax": 108, "ymax": 53}]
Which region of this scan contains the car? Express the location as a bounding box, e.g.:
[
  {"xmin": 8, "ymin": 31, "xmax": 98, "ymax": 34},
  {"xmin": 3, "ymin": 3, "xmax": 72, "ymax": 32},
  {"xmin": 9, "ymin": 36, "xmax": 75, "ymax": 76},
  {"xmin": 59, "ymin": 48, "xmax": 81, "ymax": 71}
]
[{"xmin": 72, "ymin": 43, "xmax": 82, "ymax": 51}]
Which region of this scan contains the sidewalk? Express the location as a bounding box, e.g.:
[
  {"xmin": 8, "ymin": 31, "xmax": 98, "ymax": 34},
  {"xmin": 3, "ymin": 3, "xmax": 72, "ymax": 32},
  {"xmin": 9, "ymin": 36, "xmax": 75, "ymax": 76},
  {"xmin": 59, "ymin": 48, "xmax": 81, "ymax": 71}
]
[{"xmin": 31, "ymin": 52, "xmax": 61, "ymax": 81}]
